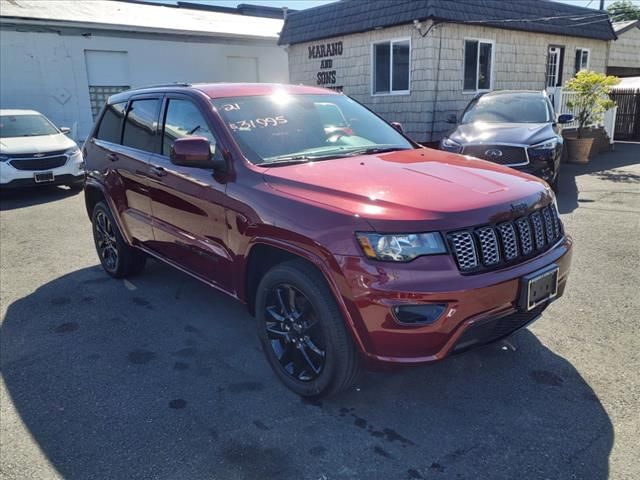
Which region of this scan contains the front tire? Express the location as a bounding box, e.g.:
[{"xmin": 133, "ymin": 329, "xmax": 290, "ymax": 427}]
[
  {"xmin": 256, "ymin": 260, "xmax": 360, "ymax": 397},
  {"xmin": 91, "ymin": 202, "xmax": 146, "ymax": 278}
]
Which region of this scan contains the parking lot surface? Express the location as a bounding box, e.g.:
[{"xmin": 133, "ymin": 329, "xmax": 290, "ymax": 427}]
[{"xmin": 1, "ymin": 143, "xmax": 639, "ymax": 480}]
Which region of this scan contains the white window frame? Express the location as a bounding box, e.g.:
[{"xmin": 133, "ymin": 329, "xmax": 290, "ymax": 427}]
[
  {"xmin": 575, "ymin": 47, "xmax": 590, "ymax": 73},
  {"xmin": 370, "ymin": 37, "xmax": 411, "ymax": 96},
  {"xmin": 462, "ymin": 37, "xmax": 495, "ymax": 94}
]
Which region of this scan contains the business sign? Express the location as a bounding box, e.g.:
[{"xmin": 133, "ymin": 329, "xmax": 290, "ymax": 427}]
[{"xmin": 308, "ymin": 41, "xmax": 343, "ymax": 91}]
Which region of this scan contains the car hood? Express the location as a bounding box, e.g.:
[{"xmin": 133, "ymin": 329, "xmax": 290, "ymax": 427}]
[
  {"xmin": 448, "ymin": 122, "xmax": 554, "ymax": 146},
  {"xmin": 262, "ymin": 148, "xmax": 552, "ymax": 232},
  {"xmin": 0, "ymin": 133, "xmax": 76, "ymax": 154}
]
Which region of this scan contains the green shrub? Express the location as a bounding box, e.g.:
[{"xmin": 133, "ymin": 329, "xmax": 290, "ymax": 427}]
[{"xmin": 565, "ymin": 71, "xmax": 619, "ymax": 138}]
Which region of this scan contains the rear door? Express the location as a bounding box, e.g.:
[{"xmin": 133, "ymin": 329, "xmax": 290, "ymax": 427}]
[
  {"xmin": 89, "ymin": 97, "xmax": 159, "ymax": 243},
  {"xmin": 146, "ymin": 93, "xmax": 233, "ymax": 291}
]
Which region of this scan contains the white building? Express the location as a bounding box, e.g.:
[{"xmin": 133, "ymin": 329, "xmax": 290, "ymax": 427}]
[{"xmin": 0, "ymin": 0, "xmax": 289, "ymax": 141}]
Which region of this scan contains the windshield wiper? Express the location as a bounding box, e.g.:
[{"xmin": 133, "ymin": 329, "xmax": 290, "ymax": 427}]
[
  {"xmin": 344, "ymin": 146, "xmax": 409, "ymax": 156},
  {"xmin": 261, "ymin": 155, "xmax": 313, "ymax": 167}
]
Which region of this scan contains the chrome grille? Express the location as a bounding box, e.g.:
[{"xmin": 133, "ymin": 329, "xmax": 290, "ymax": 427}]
[
  {"xmin": 530, "ymin": 212, "xmax": 546, "ymax": 250},
  {"xmin": 448, "ymin": 204, "xmax": 563, "ymax": 273},
  {"xmin": 475, "ymin": 227, "xmax": 500, "ymax": 265},
  {"xmin": 497, "ymin": 223, "xmax": 519, "ymax": 260},
  {"xmin": 449, "ymin": 231, "xmax": 478, "ymax": 271},
  {"xmin": 516, "ymin": 218, "xmax": 534, "ymax": 255}
]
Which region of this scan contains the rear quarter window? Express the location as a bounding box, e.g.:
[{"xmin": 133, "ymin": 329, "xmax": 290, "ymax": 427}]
[{"xmin": 96, "ymin": 102, "xmax": 126, "ymax": 143}]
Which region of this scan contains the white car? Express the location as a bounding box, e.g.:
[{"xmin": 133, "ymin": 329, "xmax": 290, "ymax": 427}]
[{"xmin": 0, "ymin": 109, "xmax": 84, "ymax": 188}]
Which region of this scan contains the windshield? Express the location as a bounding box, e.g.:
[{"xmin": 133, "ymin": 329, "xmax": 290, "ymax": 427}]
[
  {"xmin": 461, "ymin": 94, "xmax": 553, "ymax": 124},
  {"xmin": 211, "ymin": 93, "xmax": 413, "ymax": 165},
  {"xmin": 0, "ymin": 114, "xmax": 59, "ymax": 138}
]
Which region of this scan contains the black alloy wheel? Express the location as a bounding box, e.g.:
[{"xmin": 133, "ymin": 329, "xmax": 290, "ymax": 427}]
[
  {"xmin": 256, "ymin": 260, "xmax": 360, "ymax": 397},
  {"xmin": 264, "ymin": 283, "xmax": 326, "ymax": 382},
  {"xmin": 91, "ymin": 201, "xmax": 146, "ymax": 278},
  {"xmin": 94, "ymin": 209, "xmax": 119, "ymax": 272}
]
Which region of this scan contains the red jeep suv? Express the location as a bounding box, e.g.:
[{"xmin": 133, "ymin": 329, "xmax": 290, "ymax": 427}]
[{"xmin": 83, "ymin": 83, "xmax": 572, "ymax": 397}]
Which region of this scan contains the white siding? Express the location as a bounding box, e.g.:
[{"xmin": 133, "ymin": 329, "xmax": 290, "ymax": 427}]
[
  {"xmin": 0, "ymin": 28, "xmax": 288, "ymax": 140},
  {"xmin": 287, "ymin": 22, "xmax": 608, "ymax": 142}
]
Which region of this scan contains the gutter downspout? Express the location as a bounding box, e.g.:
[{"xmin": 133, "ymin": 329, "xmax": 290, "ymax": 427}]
[{"xmin": 429, "ymin": 22, "xmax": 444, "ymax": 143}]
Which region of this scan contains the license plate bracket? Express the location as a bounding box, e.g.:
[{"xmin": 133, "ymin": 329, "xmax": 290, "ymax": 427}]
[
  {"xmin": 519, "ymin": 264, "xmax": 559, "ymax": 311},
  {"xmin": 34, "ymin": 171, "xmax": 54, "ymax": 183}
]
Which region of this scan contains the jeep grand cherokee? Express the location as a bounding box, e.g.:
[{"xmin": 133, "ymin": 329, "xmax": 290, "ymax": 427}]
[{"xmin": 83, "ymin": 83, "xmax": 572, "ymax": 397}]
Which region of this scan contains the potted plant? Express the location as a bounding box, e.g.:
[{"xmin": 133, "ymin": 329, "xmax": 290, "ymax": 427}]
[{"xmin": 564, "ymin": 71, "xmax": 619, "ymax": 164}]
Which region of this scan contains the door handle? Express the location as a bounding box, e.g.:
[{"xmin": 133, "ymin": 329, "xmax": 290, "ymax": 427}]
[
  {"xmin": 106, "ymin": 153, "xmax": 119, "ymax": 162},
  {"xmin": 150, "ymin": 166, "xmax": 167, "ymax": 177}
]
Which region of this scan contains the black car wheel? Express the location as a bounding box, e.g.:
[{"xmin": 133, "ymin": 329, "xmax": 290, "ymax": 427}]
[
  {"xmin": 91, "ymin": 202, "xmax": 146, "ymax": 278},
  {"xmin": 256, "ymin": 260, "xmax": 360, "ymax": 397}
]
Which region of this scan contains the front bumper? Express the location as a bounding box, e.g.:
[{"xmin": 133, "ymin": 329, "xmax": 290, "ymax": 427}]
[
  {"xmin": 0, "ymin": 152, "xmax": 84, "ymax": 187},
  {"xmin": 332, "ymin": 235, "xmax": 572, "ymax": 366}
]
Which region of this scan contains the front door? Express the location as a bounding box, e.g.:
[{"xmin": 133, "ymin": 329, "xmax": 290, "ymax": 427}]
[{"xmin": 146, "ymin": 94, "xmax": 233, "ymax": 292}]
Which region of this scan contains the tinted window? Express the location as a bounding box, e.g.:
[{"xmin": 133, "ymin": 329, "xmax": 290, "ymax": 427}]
[
  {"xmin": 122, "ymin": 99, "xmax": 160, "ymax": 152},
  {"xmin": 0, "ymin": 114, "xmax": 59, "ymax": 138},
  {"xmin": 96, "ymin": 102, "xmax": 126, "ymax": 143},
  {"xmin": 461, "ymin": 94, "xmax": 552, "ymax": 124},
  {"xmin": 162, "ymin": 99, "xmax": 216, "ymax": 155},
  {"xmin": 212, "ymin": 93, "xmax": 413, "ymax": 164}
]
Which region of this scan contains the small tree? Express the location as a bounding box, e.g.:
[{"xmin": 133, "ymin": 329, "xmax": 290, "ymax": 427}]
[
  {"xmin": 607, "ymin": 0, "xmax": 640, "ymax": 21},
  {"xmin": 565, "ymin": 71, "xmax": 619, "ymax": 139}
]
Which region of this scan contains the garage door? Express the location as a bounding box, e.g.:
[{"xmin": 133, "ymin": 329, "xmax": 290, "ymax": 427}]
[{"xmin": 226, "ymin": 56, "xmax": 259, "ymax": 82}]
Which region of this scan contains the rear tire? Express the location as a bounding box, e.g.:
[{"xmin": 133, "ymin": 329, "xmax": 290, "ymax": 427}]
[
  {"xmin": 256, "ymin": 260, "xmax": 360, "ymax": 397},
  {"xmin": 91, "ymin": 202, "xmax": 146, "ymax": 278}
]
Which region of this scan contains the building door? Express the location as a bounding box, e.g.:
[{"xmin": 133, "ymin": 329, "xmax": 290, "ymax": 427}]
[
  {"xmin": 85, "ymin": 50, "xmax": 130, "ymax": 120},
  {"xmin": 546, "ymin": 46, "xmax": 564, "ymax": 89}
]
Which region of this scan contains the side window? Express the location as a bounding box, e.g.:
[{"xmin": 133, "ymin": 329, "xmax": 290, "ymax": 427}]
[
  {"xmin": 162, "ymin": 99, "xmax": 216, "ymax": 156},
  {"xmin": 122, "ymin": 99, "xmax": 161, "ymax": 152},
  {"xmin": 95, "ymin": 102, "xmax": 126, "ymax": 143}
]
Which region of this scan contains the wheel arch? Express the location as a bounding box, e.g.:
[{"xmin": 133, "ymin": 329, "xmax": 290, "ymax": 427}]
[{"xmin": 242, "ymin": 240, "xmax": 368, "ymax": 354}]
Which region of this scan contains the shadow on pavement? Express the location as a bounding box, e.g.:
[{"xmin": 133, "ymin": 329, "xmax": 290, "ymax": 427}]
[
  {"xmin": 0, "ymin": 185, "xmax": 82, "ymax": 211},
  {"xmin": 557, "ymin": 142, "xmax": 640, "ymax": 214},
  {"xmin": 1, "ymin": 262, "xmax": 614, "ymax": 479}
]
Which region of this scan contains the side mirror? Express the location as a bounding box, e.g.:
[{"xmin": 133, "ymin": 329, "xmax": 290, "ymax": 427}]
[
  {"xmin": 390, "ymin": 121, "xmax": 405, "ymax": 134},
  {"xmin": 446, "ymin": 114, "xmax": 457, "ymax": 124},
  {"xmin": 557, "ymin": 113, "xmax": 574, "ymax": 124},
  {"xmin": 60, "ymin": 127, "xmax": 71, "ymax": 134},
  {"xmin": 170, "ymin": 136, "xmax": 226, "ymax": 171}
]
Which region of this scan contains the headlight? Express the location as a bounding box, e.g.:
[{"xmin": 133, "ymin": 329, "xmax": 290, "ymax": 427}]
[
  {"xmin": 440, "ymin": 137, "xmax": 463, "ymax": 153},
  {"xmin": 0, "ymin": 154, "xmax": 9, "ymax": 162},
  {"xmin": 530, "ymin": 138, "xmax": 558, "ymax": 150},
  {"xmin": 356, "ymin": 232, "xmax": 447, "ymax": 262},
  {"xmin": 65, "ymin": 146, "xmax": 80, "ymax": 156}
]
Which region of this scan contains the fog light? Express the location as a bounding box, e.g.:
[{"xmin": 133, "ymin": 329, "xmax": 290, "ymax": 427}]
[{"xmin": 392, "ymin": 304, "xmax": 447, "ymax": 325}]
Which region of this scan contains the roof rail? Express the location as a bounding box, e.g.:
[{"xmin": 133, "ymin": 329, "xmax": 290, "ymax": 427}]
[{"xmin": 129, "ymin": 82, "xmax": 192, "ymax": 90}]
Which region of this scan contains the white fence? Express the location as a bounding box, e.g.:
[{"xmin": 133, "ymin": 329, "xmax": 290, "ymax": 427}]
[{"xmin": 548, "ymin": 87, "xmax": 617, "ymax": 144}]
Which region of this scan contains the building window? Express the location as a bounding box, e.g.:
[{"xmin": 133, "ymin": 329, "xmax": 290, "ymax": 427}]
[
  {"xmin": 372, "ymin": 39, "xmax": 410, "ymax": 94},
  {"xmin": 89, "ymin": 86, "xmax": 129, "ymax": 120},
  {"xmin": 464, "ymin": 39, "xmax": 493, "ymax": 92},
  {"xmin": 574, "ymin": 48, "xmax": 590, "ymax": 74}
]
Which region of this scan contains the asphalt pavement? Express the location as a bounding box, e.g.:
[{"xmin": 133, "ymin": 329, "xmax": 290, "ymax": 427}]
[{"xmin": 1, "ymin": 143, "xmax": 639, "ymax": 480}]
